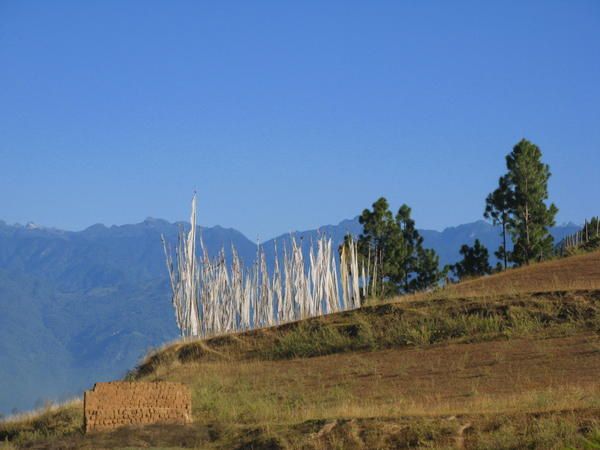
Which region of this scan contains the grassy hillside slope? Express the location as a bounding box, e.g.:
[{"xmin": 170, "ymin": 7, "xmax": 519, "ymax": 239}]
[
  {"xmin": 442, "ymin": 250, "xmax": 600, "ymax": 297},
  {"xmin": 0, "ymin": 219, "xmax": 580, "ymax": 414},
  {"xmin": 2, "ymin": 252, "xmax": 600, "ymax": 449}
]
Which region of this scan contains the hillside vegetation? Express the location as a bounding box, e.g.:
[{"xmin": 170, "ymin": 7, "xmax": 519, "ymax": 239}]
[
  {"xmin": 2, "ymin": 218, "xmax": 578, "ymax": 414},
  {"xmin": 2, "ymin": 251, "xmax": 600, "ymax": 449}
]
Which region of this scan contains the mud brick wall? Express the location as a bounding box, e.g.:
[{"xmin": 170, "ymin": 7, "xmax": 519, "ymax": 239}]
[{"xmin": 84, "ymin": 381, "xmax": 192, "ymax": 432}]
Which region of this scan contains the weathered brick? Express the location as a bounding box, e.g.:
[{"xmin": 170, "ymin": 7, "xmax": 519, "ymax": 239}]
[{"xmin": 83, "ymin": 381, "xmax": 192, "ymax": 432}]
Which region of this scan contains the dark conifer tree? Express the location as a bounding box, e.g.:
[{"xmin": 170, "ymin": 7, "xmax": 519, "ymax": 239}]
[
  {"xmin": 357, "ymin": 198, "xmax": 442, "ymax": 296},
  {"xmin": 357, "ymin": 198, "xmax": 402, "ymax": 296},
  {"xmin": 395, "ymin": 204, "xmax": 423, "ymax": 292},
  {"xmin": 505, "ymin": 139, "xmax": 558, "ymax": 265},
  {"xmin": 452, "ymin": 239, "xmax": 492, "ymax": 280},
  {"xmin": 414, "ymin": 247, "xmax": 444, "ymax": 291}
]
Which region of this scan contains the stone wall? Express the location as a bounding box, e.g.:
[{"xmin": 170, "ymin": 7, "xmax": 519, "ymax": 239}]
[{"xmin": 84, "ymin": 381, "xmax": 192, "ymax": 432}]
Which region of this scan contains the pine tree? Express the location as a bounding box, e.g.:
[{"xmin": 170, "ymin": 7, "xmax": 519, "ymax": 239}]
[
  {"xmin": 484, "ymin": 175, "xmax": 513, "ymax": 269},
  {"xmin": 413, "ymin": 247, "xmax": 444, "ymax": 291},
  {"xmin": 395, "ymin": 204, "xmax": 423, "ymax": 292},
  {"xmin": 357, "ymin": 198, "xmax": 442, "ymax": 296},
  {"xmin": 452, "ymin": 239, "xmax": 492, "ymax": 280},
  {"xmin": 505, "ymin": 139, "xmax": 558, "ymax": 265},
  {"xmin": 357, "ymin": 197, "xmax": 403, "ymax": 296}
]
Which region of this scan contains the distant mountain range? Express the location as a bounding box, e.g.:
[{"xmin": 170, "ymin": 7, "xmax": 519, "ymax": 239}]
[{"xmin": 0, "ymin": 217, "xmax": 580, "ymax": 415}]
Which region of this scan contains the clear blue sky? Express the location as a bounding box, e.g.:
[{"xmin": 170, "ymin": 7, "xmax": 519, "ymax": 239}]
[{"xmin": 1, "ymin": 1, "xmax": 599, "ymax": 239}]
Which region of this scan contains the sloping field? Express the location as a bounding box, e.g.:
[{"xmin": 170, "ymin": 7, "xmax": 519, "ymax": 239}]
[
  {"xmin": 2, "ymin": 252, "xmax": 600, "ymax": 449},
  {"xmin": 148, "ymin": 333, "xmax": 600, "ymax": 421},
  {"xmin": 442, "ymin": 250, "xmax": 600, "ymax": 297},
  {"xmin": 5, "ymin": 327, "xmax": 599, "ymax": 449}
]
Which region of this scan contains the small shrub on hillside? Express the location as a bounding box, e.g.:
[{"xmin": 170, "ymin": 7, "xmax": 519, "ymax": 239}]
[
  {"xmin": 382, "ymin": 310, "xmax": 507, "ymax": 347},
  {"xmin": 339, "ymin": 313, "xmax": 376, "ymax": 349},
  {"xmin": 268, "ymin": 314, "xmax": 379, "ymax": 359},
  {"xmin": 506, "ymin": 309, "xmax": 545, "ymax": 336}
]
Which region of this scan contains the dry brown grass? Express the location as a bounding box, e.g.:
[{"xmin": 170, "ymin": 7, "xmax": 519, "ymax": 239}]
[
  {"xmin": 4, "ymin": 252, "xmax": 600, "ymax": 449},
  {"xmin": 7, "ymin": 333, "xmax": 600, "ymax": 448},
  {"xmin": 0, "ymin": 399, "xmax": 81, "ymax": 426},
  {"xmin": 440, "ymin": 250, "xmax": 600, "ymax": 299},
  {"xmin": 0, "ymin": 399, "xmax": 82, "ymax": 446},
  {"xmin": 148, "ymin": 333, "xmax": 600, "ymax": 424},
  {"xmin": 129, "ymin": 288, "xmax": 599, "ymax": 381},
  {"xmin": 8, "ymin": 409, "xmax": 599, "ymax": 450}
]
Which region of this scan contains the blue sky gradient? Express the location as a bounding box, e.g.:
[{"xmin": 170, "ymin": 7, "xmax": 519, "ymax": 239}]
[{"xmin": 1, "ymin": 1, "xmax": 599, "ymax": 239}]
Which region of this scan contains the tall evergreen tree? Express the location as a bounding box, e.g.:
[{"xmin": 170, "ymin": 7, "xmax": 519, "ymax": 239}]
[
  {"xmin": 452, "ymin": 239, "xmax": 492, "ymax": 280},
  {"xmin": 357, "ymin": 198, "xmax": 442, "ymax": 296},
  {"xmin": 505, "ymin": 139, "xmax": 558, "ymax": 265},
  {"xmin": 484, "ymin": 175, "xmax": 513, "ymax": 269},
  {"xmin": 414, "ymin": 247, "xmax": 444, "ymax": 291},
  {"xmin": 395, "ymin": 204, "xmax": 423, "ymax": 292},
  {"xmin": 357, "ymin": 198, "xmax": 402, "ymax": 296}
]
